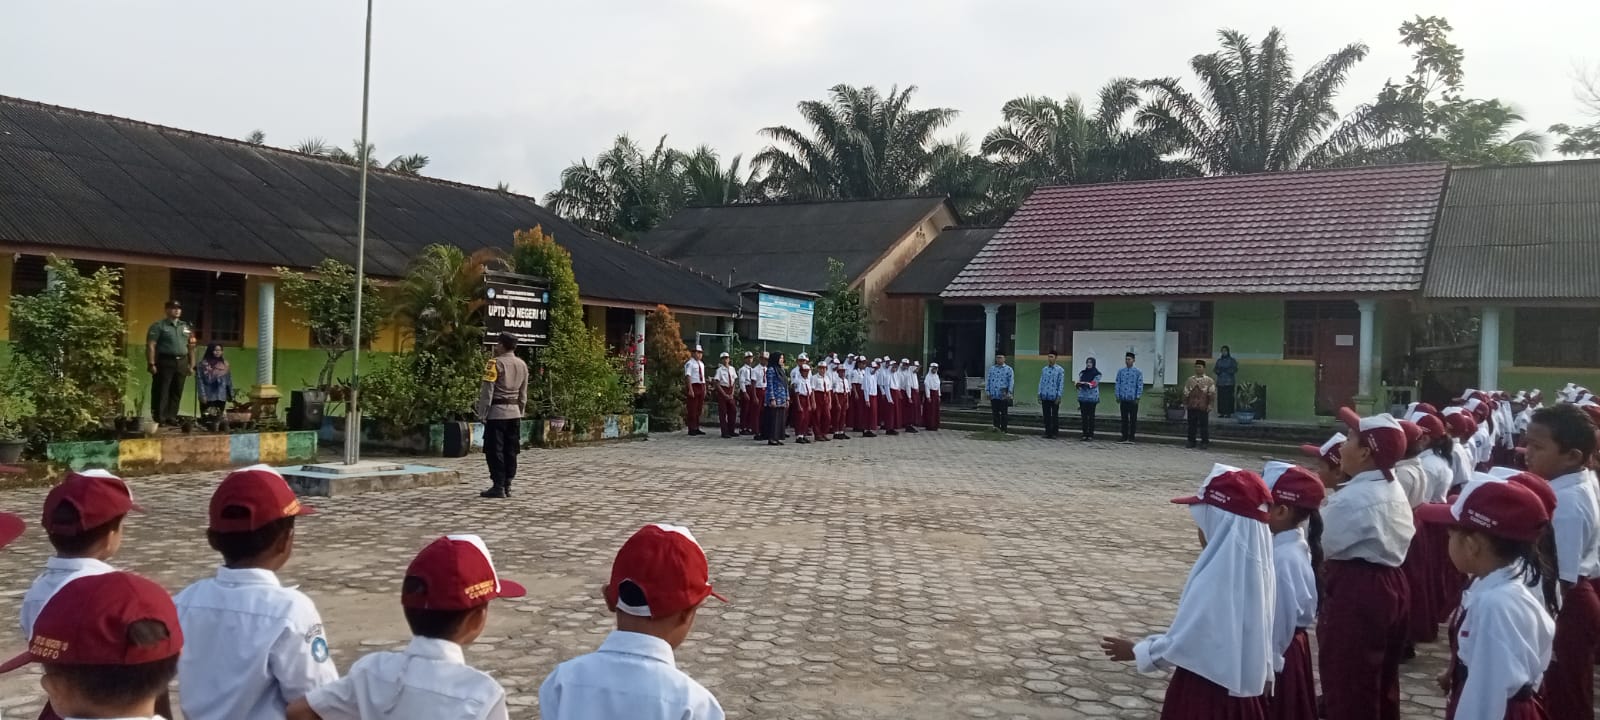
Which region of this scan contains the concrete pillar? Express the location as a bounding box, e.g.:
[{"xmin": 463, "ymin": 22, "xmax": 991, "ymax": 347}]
[
  {"xmin": 250, "ymin": 280, "xmax": 281, "ymax": 415},
  {"xmin": 719, "ymin": 317, "xmax": 734, "ymax": 336},
  {"xmin": 982, "ymin": 303, "xmax": 1000, "ymax": 365},
  {"xmin": 1357, "ymin": 299, "xmax": 1376, "ymax": 398},
  {"xmin": 921, "ymin": 302, "xmax": 932, "ymax": 367},
  {"xmin": 1152, "ymin": 301, "xmax": 1171, "ymax": 390},
  {"xmin": 1479, "ymin": 306, "xmax": 1501, "ymax": 391},
  {"xmin": 633, "ymin": 310, "xmax": 648, "ymax": 384}
]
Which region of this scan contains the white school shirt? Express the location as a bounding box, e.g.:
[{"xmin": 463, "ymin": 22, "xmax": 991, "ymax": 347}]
[
  {"xmin": 539, "ymin": 630, "xmax": 724, "ymax": 720},
  {"xmin": 862, "ymin": 370, "xmax": 878, "ymax": 396},
  {"xmin": 887, "ymin": 369, "xmax": 903, "ymax": 392},
  {"xmin": 20, "ymin": 556, "xmax": 115, "ymax": 638},
  {"xmin": 924, "ymin": 372, "xmax": 939, "ymax": 398},
  {"xmin": 835, "ymin": 371, "xmax": 849, "ymax": 392},
  {"xmin": 305, "ymin": 637, "xmax": 509, "ymax": 720},
  {"xmin": 904, "ymin": 370, "xmax": 919, "ymax": 393},
  {"xmin": 682, "ymin": 359, "xmax": 705, "ymax": 384},
  {"xmin": 736, "ymin": 364, "xmax": 752, "ymax": 390},
  {"xmin": 1270, "ymin": 528, "xmax": 1318, "ymax": 673},
  {"xmin": 713, "ymin": 364, "xmax": 737, "ymax": 390},
  {"xmin": 751, "ymin": 364, "xmax": 766, "ymax": 389},
  {"xmin": 1450, "ymin": 441, "xmax": 1477, "ymax": 490},
  {"xmin": 1470, "ymin": 427, "xmax": 1492, "ymax": 465},
  {"xmin": 792, "ymin": 372, "xmax": 811, "ymax": 395},
  {"xmin": 1420, "ymin": 452, "xmax": 1454, "ymax": 503},
  {"xmin": 1391, "ymin": 456, "xmax": 1428, "ymax": 508},
  {"xmin": 810, "ymin": 372, "xmax": 827, "ymax": 394},
  {"xmin": 1550, "ymin": 470, "xmax": 1600, "ymax": 583},
  {"xmin": 1453, "ymin": 563, "xmax": 1554, "ymax": 720},
  {"xmin": 175, "ymin": 567, "xmax": 339, "ymax": 720},
  {"xmin": 1321, "ymin": 469, "xmax": 1415, "ymax": 567}
]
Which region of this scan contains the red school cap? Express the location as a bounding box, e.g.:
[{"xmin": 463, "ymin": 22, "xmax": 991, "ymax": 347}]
[
  {"xmin": 1413, "ymin": 413, "xmax": 1448, "ymax": 441},
  {"xmin": 42, "ymin": 470, "xmax": 144, "ymax": 536},
  {"xmin": 1416, "ymin": 476, "xmax": 1549, "ymax": 544},
  {"xmin": 1261, "ymin": 461, "xmax": 1326, "ymax": 510},
  {"xmin": 1172, "ymin": 464, "xmax": 1272, "ymax": 522},
  {"xmin": 1398, "ymin": 420, "xmax": 1425, "ymax": 456},
  {"xmin": 0, "ymin": 572, "xmax": 182, "ymax": 673},
  {"xmin": 1486, "ymin": 468, "xmax": 1558, "ymax": 516},
  {"xmin": 1337, "ymin": 408, "xmax": 1407, "ymax": 472},
  {"xmin": 0, "ymin": 512, "xmax": 23, "ymax": 549},
  {"xmin": 606, "ymin": 523, "xmax": 728, "ymax": 618},
  {"xmin": 1299, "ymin": 433, "xmax": 1345, "ymax": 468},
  {"xmin": 1441, "ymin": 408, "xmax": 1478, "ymax": 440},
  {"xmin": 402, "ymin": 534, "xmax": 527, "ymax": 611},
  {"xmin": 208, "ymin": 466, "xmax": 314, "ymax": 533}
]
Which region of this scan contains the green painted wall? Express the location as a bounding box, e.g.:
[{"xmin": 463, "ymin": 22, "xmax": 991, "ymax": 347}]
[
  {"xmin": 1497, "ymin": 307, "xmax": 1600, "ymax": 392},
  {"xmin": 1093, "ymin": 301, "xmax": 1153, "ymax": 331},
  {"xmin": 1212, "ymin": 300, "xmax": 1284, "ymax": 358}
]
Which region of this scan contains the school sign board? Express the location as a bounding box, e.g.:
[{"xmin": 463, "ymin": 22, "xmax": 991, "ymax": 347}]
[
  {"xmin": 483, "ymin": 272, "xmax": 551, "ymax": 347},
  {"xmin": 757, "ymin": 293, "xmax": 815, "ymax": 346},
  {"xmin": 1071, "ymin": 330, "xmax": 1180, "ymax": 385}
]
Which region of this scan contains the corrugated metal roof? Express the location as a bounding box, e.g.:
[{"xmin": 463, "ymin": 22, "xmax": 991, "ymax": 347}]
[
  {"xmin": 885, "ymin": 226, "xmax": 997, "ymax": 296},
  {"xmin": 1423, "ymin": 159, "xmax": 1600, "ymax": 301},
  {"xmin": 942, "ymin": 163, "xmax": 1448, "ymax": 300},
  {"xmin": 0, "ymin": 95, "xmax": 737, "ymax": 313}
]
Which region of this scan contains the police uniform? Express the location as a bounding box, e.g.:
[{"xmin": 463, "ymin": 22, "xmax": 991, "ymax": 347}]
[
  {"xmin": 146, "ymin": 311, "xmax": 195, "ymax": 425},
  {"xmin": 476, "ymin": 351, "xmax": 528, "ymax": 498}
]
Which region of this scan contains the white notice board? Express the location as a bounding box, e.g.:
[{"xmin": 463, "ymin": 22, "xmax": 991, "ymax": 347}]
[
  {"xmin": 1071, "ymin": 331, "xmax": 1180, "ymax": 385},
  {"xmin": 757, "ymin": 293, "xmax": 815, "ymax": 345}
]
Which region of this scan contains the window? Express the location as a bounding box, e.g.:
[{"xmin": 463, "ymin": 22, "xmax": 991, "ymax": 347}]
[
  {"xmin": 1283, "ymin": 301, "xmax": 1359, "ymax": 359},
  {"xmin": 11, "ymin": 255, "xmax": 125, "ymax": 306},
  {"xmin": 170, "ymin": 269, "xmax": 246, "ymax": 346},
  {"xmin": 1515, "ymin": 307, "xmax": 1600, "ymax": 368},
  {"xmin": 1168, "ymin": 301, "xmax": 1213, "ymax": 358},
  {"xmin": 1039, "ymin": 303, "xmax": 1093, "ymax": 355}
]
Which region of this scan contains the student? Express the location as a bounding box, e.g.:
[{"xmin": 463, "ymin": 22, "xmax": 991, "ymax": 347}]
[
  {"xmin": 1416, "ymin": 478, "xmax": 1557, "ymax": 720},
  {"xmin": 1442, "ymin": 408, "xmax": 1480, "ymax": 492},
  {"xmin": 713, "ymin": 352, "xmax": 738, "ymax": 439},
  {"xmin": 22, "ymin": 470, "xmax": 141, "ymax": 638},
  {"xmin": 1393, "ymin": 420, "xmax": 1441, "ymax": 655},
  {"xmin": 791, "ymin": 359, "xmax": 813, "ymax": 445},
  {"xmin": 1319, "ymin": 409, "xmax": 1414, "ymax": 720},
  {"xmin": 1393, "ymin": 421, "xmax": 1429, "ymax": 508},
  {"xmin": 1406, "ymin": 411, "xmax": 1457, "ymax": 649},
  {"xmin": 0, "ymin": 572, "xmax": 183, "ymax": 720},
  {"xmin": 540, "ymin": 523, "xmax": 727, "ymax": 720},
  {"xmin": 832, "ymin": 362, "xmax": 851, "ymax": 440},
  {"xmin": 1101, "ymin": 464, "xmax": 1274, "ymax": 719},
  {"xmin": 1261, "ymin": 462, "xmax": 1325, "ymax": 720},
  {"xmin": 749, "ymin": 352, "xmax": 768, "ymax": 439},
  {"xmin": 288, "ymin": 535, "xmax": 524, "ymax": 720},
  {"xmin": 1412, "ymin": 411, "xmax": 1455, "ymax": 503},
  {"xmin": 922, "ymin": 362, "xmax": 941, "ymax": 431},
  {"xmin": 737, "ymin": 351, "xmax": 756, "ymax": 436},
  {"xmin": 1298, "ymin": 432, "xmax": 1346, "ymax": 489},
  {"xmin": 1523, "ymin": 404, "xmax": 1600, "ymax": 720},
  {"xmin": 175, "ymin": 466, "xmax": 336, "ymax": 720},
  {"xmin": 859, "ymin": 359, "xmax": 878, "ymax": 437}
]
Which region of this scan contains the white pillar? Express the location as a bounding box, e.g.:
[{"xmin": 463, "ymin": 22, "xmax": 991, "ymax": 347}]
[
  {"xmin": 982, "ymin": 303, "xmax": 1000, "ymax": 365},
  {"xmin": 1357, "ymin": 299, "xmax": 1376, "ymax": 398},
  {"xmin": 256, "ymin": 280, "xmax": 275, "ymax": 387},
  {"xmin": 633, "ymin": 310, "xmax": 648, "ymax": 384},
  {"xmin": 1479, "ymin": 306, "xmax": 1501, "ymax": 391},
  {"xmin": 1152, "ymin": 301, "xmax": 1171, "ymax": 389}
]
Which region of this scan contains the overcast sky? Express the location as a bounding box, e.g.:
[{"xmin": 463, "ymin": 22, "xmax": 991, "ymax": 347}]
[{"xmin": 5, "ymin": 1, "xmax": 1596, "ymax": 197}]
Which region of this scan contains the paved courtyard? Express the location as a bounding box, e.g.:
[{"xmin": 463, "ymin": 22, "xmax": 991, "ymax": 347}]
[{"xmin": 0, "ymin": 431, "xmax": 1458, "ymax": 719}]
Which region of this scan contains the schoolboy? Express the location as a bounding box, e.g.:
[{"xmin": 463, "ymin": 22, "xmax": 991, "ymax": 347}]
[
  {"xmin": 287, "ymin": 535, "xmax": 524, "ymax": 720},
  {"xmin": 22, "ymin": 470, "xmax": 141, "ymax": 638},
  {"xmin": 174, "ymin": 466, "xmax": 336, "ymax": 720},
  {"xmin": 539, "ymin": 523, "xmax": 727, "ymax": 720},
  {"xmin": 0, "ymin": 572, "xmax": 182, "ymax": 720}
]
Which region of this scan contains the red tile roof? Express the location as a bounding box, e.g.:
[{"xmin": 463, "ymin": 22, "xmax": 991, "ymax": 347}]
[{"xmin": 942, "ymin": 163, "xmax": 1449, "ymax": 300}]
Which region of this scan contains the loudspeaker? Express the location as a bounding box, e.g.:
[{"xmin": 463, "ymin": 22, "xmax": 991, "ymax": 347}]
[
  {"xmin": 442, "ymin": 421, "xmax": 470, "ymax": 457},
  {"xmin": 288, "ymin": 390, "xmax": 326, "ymax": 431}
]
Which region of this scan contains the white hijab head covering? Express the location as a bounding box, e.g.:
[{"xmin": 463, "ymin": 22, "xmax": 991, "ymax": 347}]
[{"xmin": 1157, "ymin": 465, "xmax": 1276, "ymax": 697}]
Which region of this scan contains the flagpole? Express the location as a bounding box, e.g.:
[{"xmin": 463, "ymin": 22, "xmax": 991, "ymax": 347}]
[{"xmin": 343, "ymin": 0, "xmax": 374, "ymax": 466}]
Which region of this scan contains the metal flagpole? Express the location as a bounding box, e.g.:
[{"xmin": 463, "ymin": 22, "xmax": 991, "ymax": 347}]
[{"xmin": 343, "ymin": 0, "xmax": 374, "ymax": 466}]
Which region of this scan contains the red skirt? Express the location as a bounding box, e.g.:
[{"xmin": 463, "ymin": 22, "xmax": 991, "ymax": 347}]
[
  {"xmin": 1404, "ymin": 507, "xmax": 1442, "ymax": 644},
  {"xmin": 1540, "ymin": 579, "xmax": 1600, "ymax": 720},
  {"xmin": 1318, "ymin": 559, "xmax": 1409, "ymax": 720},
  {"xmin": 923, "ymin": 390, "xmax": 941, "ymax": 429},
  {"xmin": 1269, "ymin": 629, "xmax": 1316, "ymax": 720},
  {"xmin": 1162, "ymin": 667, "xmax": 1267, "ymax": 720}
]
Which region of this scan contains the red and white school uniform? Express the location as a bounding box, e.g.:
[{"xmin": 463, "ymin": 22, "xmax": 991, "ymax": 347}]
[
  {"xmin": 1262, "ymin": 462, "xmax": 1322, "ymax": 720},
  {"xmin": 738, "ymin": 361, "xmax": 756, "ymax": 434},
  {"xmin": 792, "ymin": 370, "xmax": 812, "ymax": 437},
  {"xmin": 923, "ymin": 366, "xmax": 941, "ymax": 430},
  {"xmin": 861, "ymin": 365, "xmax": 879, "ymax": 432},
  {"xmin": 833, "ymin": 368, "xmax": 850, "ymax": 435},
  {"xmin": 876, "ymin": 366, "xmax": 896, "ymax": 433},
  {"xmin": 683, "ymin": 357, "xmax": 706, "ymax": 433},
  {"xmin": 903, "ymin": 365, "xmax": 921, "ymax": 430},
  {"xmin": 810, "ymin": 371, "xmax": 830, "ymax": 440},
  {"xmin": 1135, "ymin": 465, "xmax": 1274, "ymax": 720},
  {"xmin": 714, "ymin": 362, "xmax": 738, "ymax": 437},
  {"xmin": 1541, "ymin": 469, "xmax": 1600, "ymax": 720}
]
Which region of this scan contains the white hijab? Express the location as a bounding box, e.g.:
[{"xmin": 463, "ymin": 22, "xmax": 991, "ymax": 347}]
[{"xmin": 1141, "ymin": 500, "xmax": 1275, "ymax": 696}]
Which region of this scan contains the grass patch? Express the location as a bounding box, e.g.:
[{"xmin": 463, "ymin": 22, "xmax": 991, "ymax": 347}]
[{"xmin": 967, "ymin": 427, "xmax": 1020, "ymax": 442}]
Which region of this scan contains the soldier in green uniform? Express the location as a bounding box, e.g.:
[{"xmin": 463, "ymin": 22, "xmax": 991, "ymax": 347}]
[
  {"xmin": 475, "ymin": 332, "xmax": 529, "ymax": 499},
  {"xmin": 145, "ymin": 300, "xmax": 196, "ymax": 427}
]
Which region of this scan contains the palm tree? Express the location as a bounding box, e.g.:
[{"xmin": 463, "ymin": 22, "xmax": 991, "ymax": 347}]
[
  {"xmin": 294, "ymin": 137, "xmax": 332, "ymax": 156},
  {"xmin": 679, "ymin": 145, "xmax": 751, "ymax": 207},
  {"xmin": 1138, "ymin": 28, "xmax": 1385, "ymax": 174},
  {"xmin": 1426, "ymin": 100, "xmax": 1545, "ymax": 164},
  {"xmin": 544, "ymin": 135, "xmax": 687, "ymax": 240},
  {"xmin": 920, "ymin": 136, "xmax": 1004, "ymax": 224},
  {"xmin": 296, "ymin": 138, "xmax": 430, "ymax": 175},
  {"xmin": 395, "ymin": 245, "xmax": 510, "ymax": 362},
  {"xmin": 754, "ymin": 84, "xmax": 958, "ymax": 200}
]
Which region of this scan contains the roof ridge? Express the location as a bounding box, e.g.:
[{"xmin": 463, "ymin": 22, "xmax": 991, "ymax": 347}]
[
  {"xmin": 681, "ymin": 195, "xmax": 949, "ymax": 210},
  {"xmin": 1448, "ymin": 157, "xmax": 1600, "ymax": 172},
  {"xmin": 1030, "ymin": 162, "xmax": 1450, "ymax": 194},
  {"xmin": 0, "ymin": 93, "xmax": 541, "ymax": 203}
]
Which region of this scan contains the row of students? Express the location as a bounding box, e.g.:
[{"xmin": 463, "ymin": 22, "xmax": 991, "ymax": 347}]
[
  {"xmin": 706, "ymin": 350, "xmax": 943, "ymax": 444},
  {"xmin": 1, "ymin": 467, "xmax": 728, "ymax": 720}
]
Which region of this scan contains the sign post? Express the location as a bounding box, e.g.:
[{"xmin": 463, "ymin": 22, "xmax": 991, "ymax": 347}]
[
  {"xmin": 756, "ymin": 292, "xmax": 815, "ymax": 346},
  {"xmin": 483, "ymin": 271, "xmax": 552, "ymax": 348}
]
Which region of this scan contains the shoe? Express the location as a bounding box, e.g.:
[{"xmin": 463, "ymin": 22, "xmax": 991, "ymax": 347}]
[
  {"xmin": 479, "ymin": 487, "xmax": 507, "ymax": 499},
  {"xmin": 885, "ymin": 430, "xmax": 899, "ymax": 436},
  {"xmin": 905, "ymin": 427, "xmax": 919, "ymax": 433},
  {"xmin": 1081, "ymin": 437, "xmax": 1090, "ymax": 442},
  {"xmin": 796, "ymin": 437, "xmax": 810, "ymax": 444},
  {"xmin": 1187, "ymin": 443, "xmax": 1197, "ymax": 449},
  {"xmin": 835, "ymin": 433, "xmax": 849, "ymax": 440},
  {"xmin": 863, "ymin": 431, "xmax": 877, "ymax": 438},
  {"xmin": 768, "ymin": 440, "xmax": 783, "ymax": 446}
]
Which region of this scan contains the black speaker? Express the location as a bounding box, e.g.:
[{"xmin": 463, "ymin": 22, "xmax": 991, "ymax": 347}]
[
  {"xmin": 288, "ymin": 390, "xmax": 326, "ymax": 431},
  {"xmin": 442, "ymin": 421, "xmax": 470, "ymax": 457}
]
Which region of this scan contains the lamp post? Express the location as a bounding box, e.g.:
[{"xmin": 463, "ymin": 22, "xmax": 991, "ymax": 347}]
[{"xmin": 343, "ymin": 0, "xmax": 374, "ymax": 466}]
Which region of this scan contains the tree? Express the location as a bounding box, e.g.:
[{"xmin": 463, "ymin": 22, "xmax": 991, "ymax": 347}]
[
  {"xmin": 544, "ymin": 135, "xmax": 688, "ymax": 240},
  {"xmin": 643, "ymin": 305, "xmax": 690, "ymax": 431},
  {"xmin": 921, "ymin": 137, "xmax": 1003, "ymax": 224},
  {"xmin": 509, "ymin": 226, "xmax": 631, "ymax": 421},
  {"xmin": 245, "ymin": 129, "xmax": 267, "ymax": 145},
  {"xmin": 1552, "ymin": 65, "xmax": 1600, "ymax": 157},
  {"xmin": 292, "ymin": 138, "xmax": 432, "ymax": 175},
  {"xmin": 680, "ymin": 145, "xmax": 752, "ymax": 207},
  {"xmin": 3, "ymin": 258, "xmax": 127, "ymax": 443},
  {"xmin": 276, "ymin": 258, "xmax": 388, "ymax": 389},
  {"xmin": 1138, "ymin": 28, "xmax": 1385, "ymax": 174},
  {"xmin": 754, "ymin": 84, "xmax": 958, "ymax": 200},
  {"xmin": 812, "ymin": 259, "xmax": 867, "ymax": 355}
]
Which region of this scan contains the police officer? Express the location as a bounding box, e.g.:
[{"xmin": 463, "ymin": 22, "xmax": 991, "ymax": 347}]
[
  {"xmin": 145, "ymin": 299, "xmax": 195, "ymax": 426},
  {"xmin": 476, "ymin": 332, "xmax": 529, "ymax": 499}
]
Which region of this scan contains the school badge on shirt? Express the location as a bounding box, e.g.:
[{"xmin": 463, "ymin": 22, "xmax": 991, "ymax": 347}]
[{"xmin": 311, "ymin": 636, "xmax": 330, "ymax": 663}]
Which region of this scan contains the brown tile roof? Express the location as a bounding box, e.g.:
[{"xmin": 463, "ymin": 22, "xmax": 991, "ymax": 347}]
[{"xmin": 942, "ymin": 163, "xmax": 1449, "ymax": 300}]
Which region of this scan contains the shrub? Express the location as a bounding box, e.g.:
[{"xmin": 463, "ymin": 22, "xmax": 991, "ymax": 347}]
[
  {"xmin": 359, "ymin": 351, "xmax": 480, "ymax": 429},
  {"xmin": 813, "ymin": 258, "xmax": 866, "ymax": 355},
  {"xmin": 643, "ymin": 305, "xmax": 689, "ymax": 430},
  {"xmin": 276, "ymin": 259, "xmax": 388, "ymax": 389},
  {"xmin": 4, "ymin": 257, "xmax": 127, "ymax": 443}
]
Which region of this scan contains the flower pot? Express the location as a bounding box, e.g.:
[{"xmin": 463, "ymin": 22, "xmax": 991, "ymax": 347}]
[
  {"xmin": 0, "ymin": 439, "xmax": 24, "ymax": 464},
  {"xmin": 1165, "ymin": 407, "xmax": 1186, "ymax": 422},
  {"xmin": 139, "ymin": 419, "xmax": 159, "ymax": 436},
  {"xmin": 549, "ymin": 417, "xmax": 567, "ymax": 431},
  {"xmin": 1235, "ymin": 410, "xmax": 1257, "ymax": 425}
]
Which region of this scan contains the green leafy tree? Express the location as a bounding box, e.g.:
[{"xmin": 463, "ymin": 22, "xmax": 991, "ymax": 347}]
[
  {"xmin": 359, "ymin": 350, "xmax": 481, "ymax": 429},
  {"xmin": 1138, "ymin": 28, "xmax": 1385, "ymax": 173},
  {"xmin": 679, "ymin": 145, "xmax": 752, "ymax": 207},
  {"xmin": 276, "ymin": 258, "xmax": 388, "ymax": 389},
  {"xmin": 510, "ymin": 226, "xmax": 632, "ymax": 421},
  {"xmin": 1551, "ymin": 66, "xmax": 1600, "ymax": 157},
  {"xmin": 755, "ymin": 84, "xmax": 958, "ymax": 200},
  {"xmin": 545, "ymin": 135, "xmax": 688, "ymax": 240},
  {"xmin": 290, "ymin": 137, "xmax": 431, "ymax": 175},
  {"xmin": 4, "ymin": 257, "xmax": 128, "ymax": 443},
  {"xmin": 643, "ymin": 304, "xmax": 690, "ymax": 431},
  {"xmin": 919, "ymin": 136, "xmax": 1004, "ymax": 224},
  {"xmin": 812, "ymin": 259, "xmax": 867, "ymax": 354}
]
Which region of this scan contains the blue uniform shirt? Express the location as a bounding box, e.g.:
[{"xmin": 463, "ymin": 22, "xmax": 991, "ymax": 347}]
[
  {"xmin": 985, "ymin": 364, "xmax": 1014, "ymax": 398},
  {"xmin": 1115, "ymin": 366, "xmax": 1145, "ymax": 402},
  {"xmin": 1077, "ymin": 369, "xmax": 1102, "ymax": 403},
  {"xmin": 1038, "ymin": 364, "xmax": 1065, "ymax": 401},
  {"xmin": 765, "ymin": 367, "xmax": 789, "ymax": 405}
]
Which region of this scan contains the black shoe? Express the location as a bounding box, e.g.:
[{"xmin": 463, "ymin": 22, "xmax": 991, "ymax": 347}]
[
  {"xmin": 835, "ymin": 433, "xmax": 850, "ymax": 440},
  {"xmin": 885, "ymin": 430, "xmax": 899, "ymax": 436},
  {"xmin": 479, "ymin": 487, "xmax": 507, "ymax": 499},
  {"xmin": 863, "ymin": 431, "xmax": 877, "ymax": 438},
  {"xmin": 796, "ymin": 437, "xmax": 810, "ymax": 444},
  {"xmin": 905, "ymin": 427, "xmax": 919, "ymax": 433}
]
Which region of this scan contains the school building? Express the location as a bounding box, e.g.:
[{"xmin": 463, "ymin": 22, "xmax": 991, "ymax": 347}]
[{"xmin": 0, "ymin": 94, "xmax": 738, "ymax": 412}]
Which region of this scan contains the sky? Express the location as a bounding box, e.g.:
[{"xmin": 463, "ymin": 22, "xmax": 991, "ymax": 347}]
[{"xmin": 4, "ymin": 0, "xmax": 1596, "ymax": 197}]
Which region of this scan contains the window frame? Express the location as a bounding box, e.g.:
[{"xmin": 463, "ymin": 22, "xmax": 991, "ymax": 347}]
[
  {"xmin": 1514, "ymin": 307, "xmax": 1600, "ymax": 368},
  {"xmin": 1168, "ymin": 301, "xmax": 1213, "ymax": 358},
  {"xmin": 169, "ymin": 269, "xmax": 247, "ymax": 347},
  {"xmin": 1038, "ymin": 302, "xmax": 1093, "ymax": 356}
]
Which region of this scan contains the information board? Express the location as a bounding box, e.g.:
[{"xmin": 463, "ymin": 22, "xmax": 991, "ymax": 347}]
[
  {"xmin": 483, "ymin": 276, "xmax": 551, "ymax": 347},
  {"xmin": 757, "ymin": 293, "xmax": 815, "ymax": 345},
  {"xmin": 1071, "ymin": 330, "xmax": 1180, "ymax": 385}
]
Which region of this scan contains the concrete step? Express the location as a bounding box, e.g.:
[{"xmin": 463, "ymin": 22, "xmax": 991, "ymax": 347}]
[
  {"xmin": 939, "ymin": 419, "xmax": 1296, "ymax": 457},
  {"xmin": 940, "ymin": 407, "xmax": 1332, "ymax": 446}
]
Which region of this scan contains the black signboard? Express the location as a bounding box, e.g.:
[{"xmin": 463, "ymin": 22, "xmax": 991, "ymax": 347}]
[{"xmin": 483, "ymin": 271, "xmax": 551, "ymax": 347}]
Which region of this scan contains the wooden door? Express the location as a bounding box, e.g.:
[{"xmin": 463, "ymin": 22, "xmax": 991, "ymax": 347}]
[{"xmin": 1315, "ymin": 319, "xmax": 1361, "ymax": 415}]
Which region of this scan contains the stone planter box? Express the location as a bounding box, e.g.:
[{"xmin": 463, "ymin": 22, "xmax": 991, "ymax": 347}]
[
  {"xmin": 45, "ymin": 431, "xmax": 319, "ymax": 474},
  {"xmin": 321, "ymin": 413, "xmax": 649, "ymax": 454}
]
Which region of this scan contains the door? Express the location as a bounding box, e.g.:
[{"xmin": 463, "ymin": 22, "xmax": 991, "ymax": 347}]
[{"xmin": 1315, "ymin": 319, "xmax": 1361, "ymax": 415}]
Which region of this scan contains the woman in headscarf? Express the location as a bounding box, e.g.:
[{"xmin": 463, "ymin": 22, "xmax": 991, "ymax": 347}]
[
  {"xmin": 1077, "ymin": 357, "xmax": 1103, "ymax": 442},
  {"xmin": 196, "ymin": 343, "xmax": 234, "ymax": 428},
  {"xmin": 762, "ymin": 353, "xmax": 789, "ymax": 446}
]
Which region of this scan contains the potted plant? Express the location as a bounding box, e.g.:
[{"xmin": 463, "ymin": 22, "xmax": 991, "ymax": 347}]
[
  {"xmin": 0, "ymin": 394, "xmax": 31, "ymax": 463},
  {"xmin": 1162, "ymin": 385, "xmax": 1186, "ymax": 422},
  {"xmin": 1234, "ymin": 383, "xmax": 1262, "ymax": 425},
  {"xmin": 226, "ymin": 390, "xmax": 255, "ymax": 428}
]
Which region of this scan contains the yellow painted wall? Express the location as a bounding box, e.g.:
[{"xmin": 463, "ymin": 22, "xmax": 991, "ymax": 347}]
[{"xmin": 121, "ymin": 264, "xmax": 170, "ymax": 341}]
